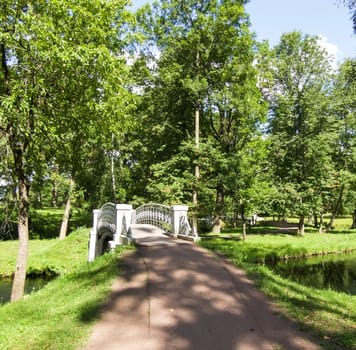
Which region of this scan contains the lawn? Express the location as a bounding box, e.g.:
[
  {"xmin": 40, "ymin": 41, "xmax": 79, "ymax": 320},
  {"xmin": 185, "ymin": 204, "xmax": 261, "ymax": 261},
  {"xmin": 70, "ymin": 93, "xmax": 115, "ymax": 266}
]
[
  {"xmin": 0, "ymin": 227, "xmax": 134, "ymax": 350},
  {"xmin": 0, "ymin": 227, "xmax": 89, "ymax": 277},
  {"xmin": 1, "ymin": 214, "xmax": 355, "ymax": 349},
  {"xmin": 200, "ymin": 218, "xmax": 356, "ymax": 349}
]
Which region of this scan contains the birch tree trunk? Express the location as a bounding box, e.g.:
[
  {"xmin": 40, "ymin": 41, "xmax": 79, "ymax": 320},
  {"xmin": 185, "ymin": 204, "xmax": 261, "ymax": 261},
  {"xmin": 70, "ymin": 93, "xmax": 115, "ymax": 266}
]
[
  {"xmin": 319, "ymin": 213, "xmax": 324, "ymax": 233},
  {"xmin": 111, "ymin": 133, "xmax": 117, "ymax": 201},
  {"xmin": 11, "ymin": 175, "xmax": 30, "ymax": 302},
  {"xmin": 212, "ymin": 182, "xmax": 224, "ymax": 233},
  {"xmin": 192, "ymin": 107, "xmax": 200, "ymax": 235},
  {"xmin": 59, "ymin": 177, "xmax": 74, "ymax": 240},
  {"xmin": 298, "ymin": 215, "xmax": 305, "ymax": 236}
]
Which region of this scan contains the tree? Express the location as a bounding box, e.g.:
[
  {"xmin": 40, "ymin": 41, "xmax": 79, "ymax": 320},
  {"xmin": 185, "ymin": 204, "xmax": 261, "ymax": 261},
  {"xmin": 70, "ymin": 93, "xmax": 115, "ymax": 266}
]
[
  {"xmin": 0, "ymin": 0, "xmax": 133, "ymax": 301},
  {"xmin": 135, "ymin": 0, "xmax": 264, "ymax": 232},
  {"xmin": 268, "ymin": 32, "xmax": 335, "ymax": 235},
  {"xmin": 331, "ymin": 58, "xmax": 356, "ymax": 229}
]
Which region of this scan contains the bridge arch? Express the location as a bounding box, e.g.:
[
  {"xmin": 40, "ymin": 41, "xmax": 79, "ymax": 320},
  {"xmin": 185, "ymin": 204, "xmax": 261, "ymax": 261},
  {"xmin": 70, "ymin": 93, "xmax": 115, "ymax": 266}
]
[{"xmin": 88, "ymin": 202, "xmax": 199, "ymax": 261}]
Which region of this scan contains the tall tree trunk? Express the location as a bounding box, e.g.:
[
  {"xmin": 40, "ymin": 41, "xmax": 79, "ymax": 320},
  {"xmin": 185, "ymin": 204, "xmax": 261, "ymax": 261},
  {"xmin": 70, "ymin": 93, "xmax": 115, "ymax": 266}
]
[
  {"xmin": 326, "ymin": 184, "xmax": 345, "ymax": 231},
  {"xmin": 51, "ymin": 179, "xmax": 58, "ymax": 208},
  {"xmin": 351, "ymin": 209, "xmax": 356, "ymax": 229},
  {"xmin": 241, "ymin": 203, "xmax": 247, "ymax": 240},
  {"xmin": 192, "ymin": 107, "xmax": 200, "ymax": 235},
  {"xmin": 307, "ymin": 215, "xmax": 313, "ymax": 225},
  {"xmin": 111, "ymin": 133, "xmax": 117, "ymax": 201},
  {"xmin": 59, "ymin": 177, "xmax": 74, "ymax": 240},
  {"xmin": 192, "ymin": 47, "xmax": 200, "ymax": 236},
  {"xmin": 212, "ymin": 181, "xmax": 224, "ymax": 233},
  {"xmin": 313, "ymin": 213, "xmax": 318, "ymax": 228},
  {"xmin": 11, "ymin": 175, "xmax": 30, "ymax": 302},
  {"xmin": 319, "ymin": 213, "xmax": 324, "ymax": 233},
  {"xmin": 298, "ymin": 214, "xmax": 305, "ymax": 236},
  {"xmin": 51, "ymin": 164, "xmax": 59, "ymax": 208},
  {"xmin": 242, "ymin": 221, "xmax": 247, "ymax": 240}
]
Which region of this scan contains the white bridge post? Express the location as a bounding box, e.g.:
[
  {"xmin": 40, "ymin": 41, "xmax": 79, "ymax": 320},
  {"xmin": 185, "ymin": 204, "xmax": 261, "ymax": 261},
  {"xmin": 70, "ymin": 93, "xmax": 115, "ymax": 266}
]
[
  {"xmin": 171, "ymin": 205, "xmax": 189, "ymax": 238},
  {"xmin": 88, "ymin": 209, "xmax": 100, "ymax": 262},
  {"xmin": 114, "ymin": 204, "xmax": 133, "ymax": 245}
]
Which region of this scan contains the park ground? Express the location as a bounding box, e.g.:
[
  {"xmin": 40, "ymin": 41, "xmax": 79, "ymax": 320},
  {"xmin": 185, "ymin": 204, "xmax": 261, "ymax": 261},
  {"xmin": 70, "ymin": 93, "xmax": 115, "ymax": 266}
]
[{"xmin": 0, "ymin": 211, "xmax": 355, "ymax": 349}]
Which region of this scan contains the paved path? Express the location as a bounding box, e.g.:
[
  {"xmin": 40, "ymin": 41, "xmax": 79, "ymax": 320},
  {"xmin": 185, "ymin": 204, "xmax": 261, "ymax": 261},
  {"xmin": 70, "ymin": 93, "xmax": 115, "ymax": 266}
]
[{"xmin": 83, "ymin": 225, "xmax": 321, "ymax": 350}]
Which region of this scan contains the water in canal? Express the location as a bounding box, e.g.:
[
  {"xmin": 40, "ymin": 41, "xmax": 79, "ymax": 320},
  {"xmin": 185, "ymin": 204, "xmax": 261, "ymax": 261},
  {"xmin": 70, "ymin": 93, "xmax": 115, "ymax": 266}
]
[
  {"xmin": 268, "ymin": 251, "xmax": 356, "ymax": 295},
  {"xmin": 0, "ymin": 277, "xmax": 53, "ymax": 304}
]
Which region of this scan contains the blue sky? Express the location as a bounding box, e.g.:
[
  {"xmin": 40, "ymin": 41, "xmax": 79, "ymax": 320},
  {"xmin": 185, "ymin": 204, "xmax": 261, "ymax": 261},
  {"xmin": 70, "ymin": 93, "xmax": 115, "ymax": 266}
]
[
  {"xmin": 246, "ymin": 0, "xmax": 355, "ymax": 62},
  {"xmin": 132, "ymin": 0, "xmax": 355, "ymax": 62}
]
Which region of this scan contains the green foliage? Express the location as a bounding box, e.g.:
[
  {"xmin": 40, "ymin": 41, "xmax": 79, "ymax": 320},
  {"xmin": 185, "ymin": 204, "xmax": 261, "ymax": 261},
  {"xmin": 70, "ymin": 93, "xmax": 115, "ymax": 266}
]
[
  {"xmin": 331, "ymin": 58, "xmax": 356, "ymax": 214},
  {"xmin": 134, "ymin": 0, "xmax": 265, "ymax": 228},
  {"xmin": 1, "ymin": 206, "xmax": 91, "ymax": 241},
  {"xmin": 267, "ymin": 32, "xmax": 337, "ymax": 221},
  {"xmin": 146, "ymin": 141, "xmax": 195, "ymax": 204},
  {"xmin": 0, "ymin": 0, "xmax": 137, "ymax": 212},
  {"xmin": 0, "ymin": 0, "xmax": 354, "ymax": 245}
]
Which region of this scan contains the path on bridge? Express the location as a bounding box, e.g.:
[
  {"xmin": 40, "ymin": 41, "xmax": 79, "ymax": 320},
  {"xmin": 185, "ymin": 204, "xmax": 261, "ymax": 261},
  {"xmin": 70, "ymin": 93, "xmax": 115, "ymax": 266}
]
[{"xmin": 83, "ymin": 224, "xmax": 321, "ymax": 350}]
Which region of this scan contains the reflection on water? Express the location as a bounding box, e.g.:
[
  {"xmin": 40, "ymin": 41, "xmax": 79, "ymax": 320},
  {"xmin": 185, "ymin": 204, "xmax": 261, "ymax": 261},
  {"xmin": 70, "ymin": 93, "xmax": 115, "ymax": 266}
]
[
  {"xmin": 0, "ymin": 277, "xmax": 53, "ymax": 304},
  {"xmin": 268, "ymin": 251, "xmax": 356, "ymax": 295}
]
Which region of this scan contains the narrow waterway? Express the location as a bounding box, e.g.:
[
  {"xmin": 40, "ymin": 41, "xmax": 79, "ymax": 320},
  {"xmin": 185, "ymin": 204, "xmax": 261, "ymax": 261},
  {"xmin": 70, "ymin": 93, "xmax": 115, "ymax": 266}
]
[
  {"xmin": 268, "ymin": 251, "xmax": 356, "ymax": 295},
  {"xmin": 0, "ymin": 277, "xmax": 53, "ymax": 304}
]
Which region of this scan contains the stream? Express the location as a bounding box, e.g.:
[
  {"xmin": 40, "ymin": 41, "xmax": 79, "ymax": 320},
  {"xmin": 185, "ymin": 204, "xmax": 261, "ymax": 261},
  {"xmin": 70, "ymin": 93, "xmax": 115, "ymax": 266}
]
[
  {"xmin": 0, "ymin": 277, "xmax": 53, "ymax": 304},
  {"xmin": 267, "ymin": 251, "xmax": 356, "ymax": 295}
]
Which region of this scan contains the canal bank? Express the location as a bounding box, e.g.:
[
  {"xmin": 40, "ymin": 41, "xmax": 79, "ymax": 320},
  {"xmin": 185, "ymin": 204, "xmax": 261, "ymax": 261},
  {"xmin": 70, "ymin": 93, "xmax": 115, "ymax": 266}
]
[{"xmin": 201, "ymin": 232, "xmax": 356, "ymax": 349}]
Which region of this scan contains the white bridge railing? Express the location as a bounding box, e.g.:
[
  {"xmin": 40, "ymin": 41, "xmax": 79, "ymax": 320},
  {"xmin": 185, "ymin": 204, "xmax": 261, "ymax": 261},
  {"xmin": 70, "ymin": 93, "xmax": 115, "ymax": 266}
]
[
  {"xmin": 135, "ymin": 203, "xmax": 172, "ymax": 231},
  {"xmin": 88, "ymin": 203, "xmax": 133, "ymax": 262},
  {"xmin": 88, "ymin": 202, "xmax": 199, "ymax": 261}
]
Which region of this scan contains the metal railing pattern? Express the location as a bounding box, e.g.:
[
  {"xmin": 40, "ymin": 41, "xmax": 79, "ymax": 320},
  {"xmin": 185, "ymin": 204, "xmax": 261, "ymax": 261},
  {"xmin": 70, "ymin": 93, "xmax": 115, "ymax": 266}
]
[
  {"xmin": 135, "ymin": 203, "xmax": 172, "ymax": 233},
  {"xmin": 178, "ymin": 214, "xmax": 194, "ymax": 239}
]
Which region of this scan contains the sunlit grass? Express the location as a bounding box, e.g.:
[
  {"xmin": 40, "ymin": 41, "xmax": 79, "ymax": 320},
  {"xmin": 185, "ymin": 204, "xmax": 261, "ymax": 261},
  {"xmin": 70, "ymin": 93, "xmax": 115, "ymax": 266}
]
[
  {"xmin": 0, "ymin": 228, "xmax": 89, "ymax": 277},
  {"xmin": 246, "ymin": 264, "xmax": 356, "ymax": 349},
  {"xmin": 0, "ymin": 228, "xmax": 134, "ymax": 350},
  {"xmin": 202, "ymin": 232, "xmax": 356, "ymax": 263},
  {"xmin": 201, "ymin": 231, "xmax": 356, "ymax": 349}
]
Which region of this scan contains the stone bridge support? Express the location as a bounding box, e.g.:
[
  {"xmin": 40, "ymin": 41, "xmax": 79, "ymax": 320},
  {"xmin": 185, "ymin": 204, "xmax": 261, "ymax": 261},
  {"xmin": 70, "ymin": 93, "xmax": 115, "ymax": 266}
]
[{"xmin": 88, "ymin": 204, "xmax": 133, "ymax": 262}]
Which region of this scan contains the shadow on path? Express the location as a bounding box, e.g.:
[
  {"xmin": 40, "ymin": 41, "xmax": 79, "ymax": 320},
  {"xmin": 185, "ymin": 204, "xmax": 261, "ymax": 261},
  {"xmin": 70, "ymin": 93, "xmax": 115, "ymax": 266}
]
[{"xmin": 83, "ymin": 230, "xmax": 321, "ymax": 350}]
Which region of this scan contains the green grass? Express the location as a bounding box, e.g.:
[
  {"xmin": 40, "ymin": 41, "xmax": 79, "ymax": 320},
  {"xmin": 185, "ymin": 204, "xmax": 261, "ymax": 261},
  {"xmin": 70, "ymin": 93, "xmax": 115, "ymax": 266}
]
[
  {"xmin": 200, "ymin": 228, "xmax": 356, "ymax": 349},
  {"xmin": 202, "ymin": 232, "xmax": 356, "ymax": 263},
  {"xmin": 0, "ymin": 228, "xmax": 134, "ymax": 350},
  {"xmin": 1, "ymin": 215, "xmax": 355, "ymax": 349},
  {"xmin": 0, "ymin": 227, "xmax": 89, "ymax": 277}
]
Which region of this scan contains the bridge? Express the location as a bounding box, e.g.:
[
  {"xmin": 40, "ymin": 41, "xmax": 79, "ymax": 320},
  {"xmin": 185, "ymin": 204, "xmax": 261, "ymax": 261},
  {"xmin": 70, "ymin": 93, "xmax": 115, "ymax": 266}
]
[{"xmin": 88, "ymin": 203, "xmax": 199, "ymax": 262}]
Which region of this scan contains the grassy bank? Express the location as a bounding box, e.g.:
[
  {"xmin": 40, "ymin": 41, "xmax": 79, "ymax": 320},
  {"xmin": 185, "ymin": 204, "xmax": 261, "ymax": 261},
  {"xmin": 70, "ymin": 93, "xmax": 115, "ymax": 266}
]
[
  {"xmin": 0, "ymin": 228, "xmax": 134, "ymax": 349},
  {"xmin": 202, "ymin": 231, "xmax": 356, "ymax": 263},
  {"xmin": 201, "ymin": 229, "xmax": 356, "ymax": 349},
  {"xmin": 0, "ymin": 227, "xmax": 89, "ymax": 277}
]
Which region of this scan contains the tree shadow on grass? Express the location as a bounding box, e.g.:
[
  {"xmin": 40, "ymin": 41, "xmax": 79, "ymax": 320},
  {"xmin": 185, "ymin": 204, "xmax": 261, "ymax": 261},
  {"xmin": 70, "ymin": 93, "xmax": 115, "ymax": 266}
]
[{"xmin": 252, "ymin": 265, "xmax": 356, "ymax": 349}]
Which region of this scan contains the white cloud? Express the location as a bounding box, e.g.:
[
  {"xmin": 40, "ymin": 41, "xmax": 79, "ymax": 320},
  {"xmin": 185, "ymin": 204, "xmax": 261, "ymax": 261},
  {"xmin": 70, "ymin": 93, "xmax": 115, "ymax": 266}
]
[{"xmin": 317, "ymin": 35, "xmax": 343, "ymax": 67}]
